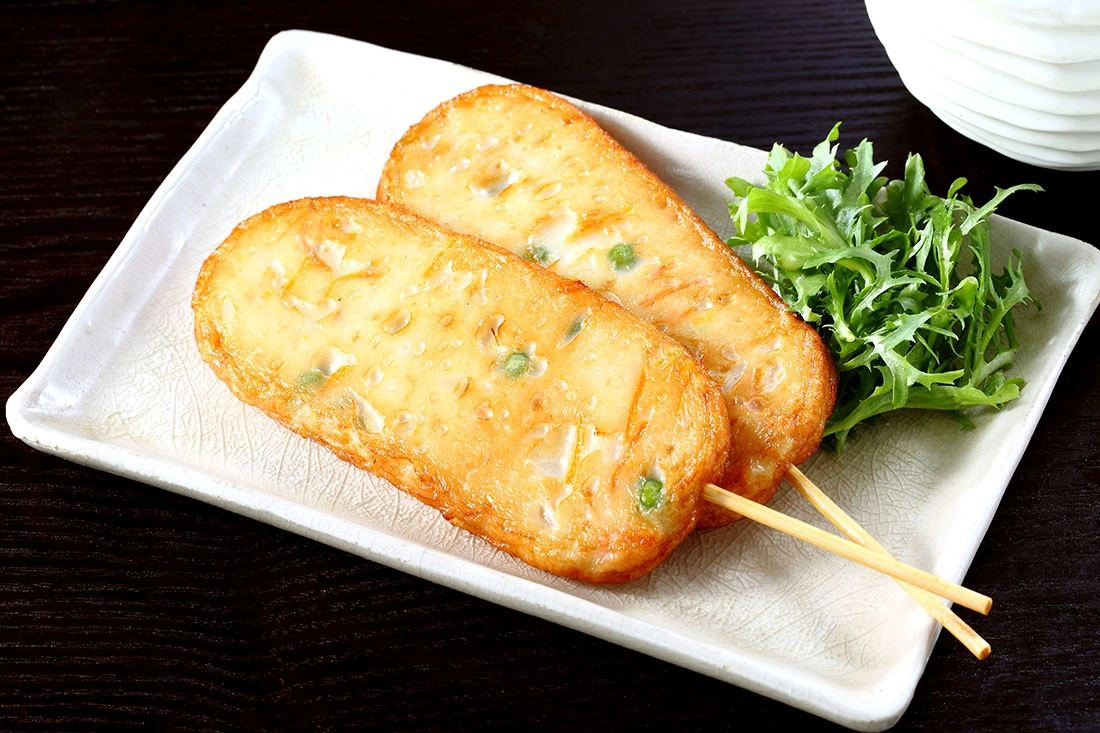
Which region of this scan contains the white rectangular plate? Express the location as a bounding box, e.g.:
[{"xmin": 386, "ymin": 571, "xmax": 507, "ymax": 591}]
[{"xmin": 8, "ymin": 30, "xmax": 1100, "ymax": 731}]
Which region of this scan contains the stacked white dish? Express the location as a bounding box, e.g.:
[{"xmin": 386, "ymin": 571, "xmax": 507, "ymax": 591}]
[{"xmin": 866, "ymin": 0, "xmax": 1100, "ymax": 170}]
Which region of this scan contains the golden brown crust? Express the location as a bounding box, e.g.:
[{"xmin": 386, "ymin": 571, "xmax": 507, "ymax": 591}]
[
  {"xmin": 193, "ymin": 196, "xmax": 730, "ymax": 582},
  {"xmin": 377, "ymin": 84, "xmax": 837, "ymax": 528}
]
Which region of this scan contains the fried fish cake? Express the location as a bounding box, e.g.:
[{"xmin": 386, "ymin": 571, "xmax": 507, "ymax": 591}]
[
  {"xmin": 378, "ymin": 84, "xmax": 836, "ymax": 527},
  {"xmin": 193, "ymin": 196, "xmax": 730, "ymax": 582}
]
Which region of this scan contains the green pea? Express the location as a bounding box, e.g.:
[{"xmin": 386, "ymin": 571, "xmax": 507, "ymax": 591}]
[
  {"xmin": 637, "ymin": 477, "xmax": 663, "ymax": 511},
  {"xmin": 500, "ymin": 351, "xmax": 531, "ymax": 378},
  {"xmin": 564, "ymin": 314, "xmax": 586, "ymax": 343},
  {"xmin": 295, "ymin": 370, "xmax": 327, "ymax": 392},
  {"xmin": 607, "ymin": 242, "xmax": 638, "ymax": 274},
  {"xmin": 526, "ymin": 244, "xmax": 554, "ymax": 266}
]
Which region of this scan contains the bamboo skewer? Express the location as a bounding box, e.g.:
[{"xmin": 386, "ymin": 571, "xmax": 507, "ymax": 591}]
[
  {"xmin": 702, "ymin": 484, "xmax": 993, "ymax": 615},
  {"xmin": 785, "ymin": 467, "xmax": 991, "ymax": 660}
]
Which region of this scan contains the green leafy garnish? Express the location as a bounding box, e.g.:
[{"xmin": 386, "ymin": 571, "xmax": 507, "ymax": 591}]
[
  {"xmin": 295, "ymin": 370, "xmax": 327, "ymax": 392},
  {"xmin": 637, "ymin": 477, "xmax": 663, "ymax": 511},
  {"xmin": 608, "ymin": 242, "xmax": 638, "ymax": 273},
  {"xmin": 727, "ymin": 124, "xmax": 1041, "ymax": 451},
  {"xmin": 500, "ymin": 351, "xmax": 532, "ymax": 378}
]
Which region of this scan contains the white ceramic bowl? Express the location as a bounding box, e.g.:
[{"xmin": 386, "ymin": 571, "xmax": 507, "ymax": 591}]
[{"xmin": 866, "ymin": 0, "xmax": 1100, "ymax": 170}]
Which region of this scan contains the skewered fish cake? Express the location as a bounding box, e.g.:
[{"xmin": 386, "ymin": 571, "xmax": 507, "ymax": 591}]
[
  {"xmin": 378, "ymin": 84, "xmax": 837, "ymax": 527},
  {"xmin": 193, "ymin": 196, "xmax": 730, "ymax": 583}
]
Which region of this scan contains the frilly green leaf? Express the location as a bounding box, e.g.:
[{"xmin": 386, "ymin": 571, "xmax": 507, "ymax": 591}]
[{"xmin": 728, "ymin": 123, "xmax": 1042, "ymax": 452}]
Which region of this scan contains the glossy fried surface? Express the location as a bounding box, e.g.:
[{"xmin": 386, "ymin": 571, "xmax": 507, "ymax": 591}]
[
  {"xmin": 193, "ymin": 196, "xmax": 730, "ymax": 581},
  {"xmin": 378, "ymin": 85, "xmax": 836, "ymax": 527}
]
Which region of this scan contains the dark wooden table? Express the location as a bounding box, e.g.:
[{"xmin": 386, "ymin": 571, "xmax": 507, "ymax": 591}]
[{"xmin": 3, "ymin": 1, "xmax": 1098, "ymax": 730}]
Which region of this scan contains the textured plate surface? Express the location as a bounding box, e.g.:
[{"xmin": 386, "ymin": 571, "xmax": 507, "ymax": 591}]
[{"xmin": 8, "ymin": 30, "xmax": 1100, "ymax": 731}]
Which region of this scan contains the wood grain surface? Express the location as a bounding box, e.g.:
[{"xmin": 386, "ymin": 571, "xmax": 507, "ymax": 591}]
[{"xmin": 3, "ymin": 1, "xmax": 1098, "ymax": 730}]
